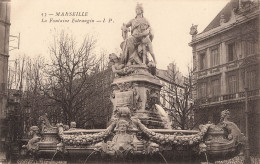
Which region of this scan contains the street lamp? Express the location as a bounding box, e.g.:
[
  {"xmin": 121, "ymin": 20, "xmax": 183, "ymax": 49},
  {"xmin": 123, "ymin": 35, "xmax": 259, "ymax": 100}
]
[
  {"xmin": 240, "ymin": 54, "xmax": 260, "ymax": 163},
  {"xmin": 243, "ymin": 70, "xmax": 251, "ymax": 164},
  {"xmin": 239, "ymin": 55, "xmax": 255, "ymax": 164}
]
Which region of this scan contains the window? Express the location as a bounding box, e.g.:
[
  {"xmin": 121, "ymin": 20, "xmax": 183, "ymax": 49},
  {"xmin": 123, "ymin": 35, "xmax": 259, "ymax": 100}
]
[
  {"xmin": 162, "ymin": 94, "xmax": 166, "ymax": 105},
  {"xmin": 169, "ymin": 83, "xmax": 174, "ymax": 90},
  {"xmin": 227, "ymin": 75, "xmax": 238, "ymax": 94},
  {"xmin": 179, "ymin": 89, "xmax": 183, "ymax": 95},
  {"xmin": 199, "ymin": 53, "xmax": 206, "ymax": 70},
  {"xmin": 248, "ymin": 70, "xmax": 257, "ymax": 90},
  {"xmin": 169, "ymin": 96, "xmax": 175, "ymax": 106},
  {"xmin": 198, "ymin": 82, "xmax": 207, "ymax": 98},
  {"xmin": 0, "ymin": 83, "xmax": 5, "ymax": 93},
  {"xmin": 211, "ymin": 79, "xmax": 220, "ymax": 96},
  {"xmin": 211, "ymin": 48, "xmax": 219, "ymax": 67},
  {"xmin": 243, "ymin": 40, "xmax": 256, "ymax": 56},
  {"xmin": 193, "ymin": 55, "xmax": 196, "ymax": 70},
  {"xmin": 227, "ymin": 43, "xmax": 236, "ymax": 62},
  {"xmin": 0, "ymin": 58, "xmax": 3, "ymax": 84}
]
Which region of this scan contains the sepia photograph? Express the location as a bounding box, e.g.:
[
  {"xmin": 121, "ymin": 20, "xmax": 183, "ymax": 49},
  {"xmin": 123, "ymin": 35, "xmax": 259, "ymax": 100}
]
[{"xmin": 0, "ymin": 0, "xmax": 259, "ymax": 163}]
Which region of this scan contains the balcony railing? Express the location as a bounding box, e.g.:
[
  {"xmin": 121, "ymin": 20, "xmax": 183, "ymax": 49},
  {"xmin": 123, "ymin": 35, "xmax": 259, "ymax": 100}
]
[
  {"xmin": 196, "ymin": 54, "xmax": 259, "ymax": 80},
  {"xmin": 223, "ymin": 93, "xmax": 236, "ymax": 100},
  {"xmin": 198, "ymin": 70, "xmax": 207, "ymax": 77},
  {"xmin": 248, "ymin": 89, "xmax": 259, "ymax": 97},
  {"xmin": 195, "ymin": 89, "xmax": 260, "ymax": 106},
  {"xmin": 209, "ymin": 96, "xmax": 220, "ymax": 102},
  {"xmin": 239, "ymin": 92, "xmax": 245, "ymax": 98}
]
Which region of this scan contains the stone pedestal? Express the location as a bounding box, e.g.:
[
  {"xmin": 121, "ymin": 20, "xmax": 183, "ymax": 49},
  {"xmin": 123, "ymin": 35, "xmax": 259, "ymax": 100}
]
[{"xmin": 110, "ymin": 65, "xmax": 165, "ymax": 129}]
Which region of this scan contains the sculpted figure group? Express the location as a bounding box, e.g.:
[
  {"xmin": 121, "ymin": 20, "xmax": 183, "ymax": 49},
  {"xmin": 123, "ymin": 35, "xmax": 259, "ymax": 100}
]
[{"xmin": 110, "ymin": 3, "xmax": 156, "ymax": 76}]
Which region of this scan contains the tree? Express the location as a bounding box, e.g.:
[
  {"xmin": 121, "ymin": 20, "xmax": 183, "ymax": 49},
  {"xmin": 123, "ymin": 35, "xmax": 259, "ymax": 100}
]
[
  {"xmin": 79, "ymin": 68, "xmax": 114, "ymax": 128},
  {"xmin": 160, "ymin": 63, "xmax": 197, "ymax": 130},
  {"xmin": 7, "ymin": 55, "xmax": 50, "ymax": 140},
  {"xmin": 42, "ymin": 32, "xmax": 97, "ymax": 125}
]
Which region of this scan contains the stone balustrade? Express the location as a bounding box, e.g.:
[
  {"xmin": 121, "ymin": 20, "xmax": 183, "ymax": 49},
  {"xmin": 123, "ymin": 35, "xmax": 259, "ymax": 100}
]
[{"xmin": 195, "ymin": 89, "xmax": 260, "ymax": 106}]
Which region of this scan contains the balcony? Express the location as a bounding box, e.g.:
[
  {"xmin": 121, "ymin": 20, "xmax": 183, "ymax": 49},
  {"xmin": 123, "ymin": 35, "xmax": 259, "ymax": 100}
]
[
  {"xmin": 226, "ymin": 61, "xmax": 238, "ymax": 70},
  {"xmin": 209, "ymin": 96, "xmax": 220, "ymax": 102},
  {"xmin": 195, "ymin": 97, "xmax": 220, "ymax": 106},
  {"xmin": 223, "ymin": 93, "xmax": 236, "ymax": 100},
  {"xmin": 210, "ymin": 67, "xmax": 220, "ymax": 74},
  {"xmin": 197, "ymin": 65, "xmax": 222, "ymax": 79},
  {"xmin": 195, "ymin": 89, "xmax": 260, "ymax": 106},
  {"xmin": 248, "ymin": 89, "xmax": 259, "ymax": 97},
  {"xmin": 198, "ymin": 70, "xmax": 207, "ymax": 77}
]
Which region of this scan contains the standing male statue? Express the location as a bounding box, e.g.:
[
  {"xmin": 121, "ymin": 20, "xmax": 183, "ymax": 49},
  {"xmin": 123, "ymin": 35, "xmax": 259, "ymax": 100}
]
[{"xmin": 121, "ymin": 3, "xmax": 156, "ymax": 66}]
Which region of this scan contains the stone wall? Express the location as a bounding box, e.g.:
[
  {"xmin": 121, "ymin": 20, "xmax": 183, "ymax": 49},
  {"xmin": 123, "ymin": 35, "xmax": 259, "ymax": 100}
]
[
  {"xmin": 0, "ymin": 1, "xmax": 10, "ymax": 162},
  {"xmin": 0, "ymin": 1, "xmax": 10, "ymax": 119}
]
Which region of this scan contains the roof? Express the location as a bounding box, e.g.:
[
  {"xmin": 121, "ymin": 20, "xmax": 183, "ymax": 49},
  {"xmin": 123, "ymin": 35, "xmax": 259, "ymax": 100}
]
[
  {"xmin": 156, "ymin": 69, "xmax": 184, "ymax": 88},
  {"xmin": 203, "ymin": 0, "xmax": 239, "ymax": 32},
  {"xmin": 156, "ymin": 69, "xmax": 171, "ymax": 82}
]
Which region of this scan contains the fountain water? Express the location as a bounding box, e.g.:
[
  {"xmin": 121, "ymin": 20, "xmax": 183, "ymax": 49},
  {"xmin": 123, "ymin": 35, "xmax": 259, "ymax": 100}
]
[
  {"xmin": 84, "ymin": 151, "xmax": 96, "ymax": 164},
  {"xmin": 159, "ymin": 152, "xmax": 169, "ymax": 164},
  {"xmin": 204, "ymin": 152, "xmax": 209, "ymax": 164},
  {"xmin": 51, "ymin": 151, "xmax": 58, "ymax": 161},
  {"xmin": 155, "ymin": 104, "xmax": 172, "ymax": 129}
]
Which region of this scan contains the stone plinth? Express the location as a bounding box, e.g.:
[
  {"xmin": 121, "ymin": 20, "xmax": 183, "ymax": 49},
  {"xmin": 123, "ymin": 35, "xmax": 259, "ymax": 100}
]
[{"xmin": 110, "ymin": 66, "xmax": 165, "ymax": 129}]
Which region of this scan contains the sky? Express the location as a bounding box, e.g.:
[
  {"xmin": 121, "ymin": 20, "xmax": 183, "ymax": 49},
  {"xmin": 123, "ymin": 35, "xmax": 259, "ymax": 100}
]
[{"xmin": 9, "ymin": 0, "xmax": 229, "ymax": 75}]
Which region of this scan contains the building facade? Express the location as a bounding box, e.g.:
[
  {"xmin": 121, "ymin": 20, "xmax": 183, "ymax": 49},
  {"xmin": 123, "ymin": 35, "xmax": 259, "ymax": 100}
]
[
  {"xmin": 157, "ymin": 64, "xmax": 185, "ymax": 111},
  {"xmin": 189, "ymin": 0, "xmax": 260, "ymax": 154},
  {"xmin": 156, "ymin": 63, "xmax": 194, "ymax": 129},
  {"xmin": 0, "ymin": 1, "xmax": 10, "ymax": 120},
  {"xmin": 0, "ymin": 0, "xmax": 10, "ymax": 162}
]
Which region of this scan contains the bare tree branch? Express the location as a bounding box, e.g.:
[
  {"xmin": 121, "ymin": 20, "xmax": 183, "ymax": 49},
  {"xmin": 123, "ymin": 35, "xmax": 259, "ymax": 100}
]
[{"xmin": 160, "ymin": 63, "xmax": 198, "ymax": 129}]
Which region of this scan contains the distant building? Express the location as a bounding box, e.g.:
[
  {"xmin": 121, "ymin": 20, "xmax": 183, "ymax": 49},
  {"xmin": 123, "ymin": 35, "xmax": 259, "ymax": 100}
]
[
  {"xmin": 156, "ymin": 63, "xmax": 194, "ymax": 129},
  {"xmin": 189, "ymin": 0, "xmax": 260, "ymax": 154},
  {"xmin": 156, "ymin": 63, "xmax": 185, "ymax": 110},
  {"xmin": 0, "ymin": 1, "xmax": 11, "ymax": 162},
  {"xmin": 0, "ymin": 1, "xmax": 10, "ymax": 120}
]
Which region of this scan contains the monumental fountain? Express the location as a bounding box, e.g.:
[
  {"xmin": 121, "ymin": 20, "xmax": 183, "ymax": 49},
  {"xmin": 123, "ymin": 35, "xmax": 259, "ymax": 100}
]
[{"xmin": 22, "ymin": 4, "xmax": 246, "ymax": 163}]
